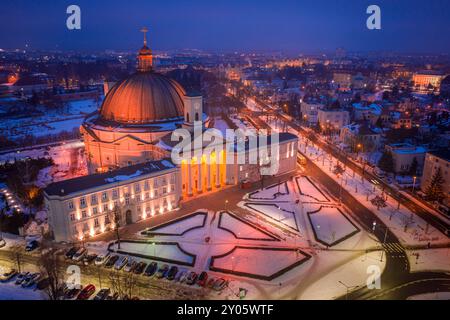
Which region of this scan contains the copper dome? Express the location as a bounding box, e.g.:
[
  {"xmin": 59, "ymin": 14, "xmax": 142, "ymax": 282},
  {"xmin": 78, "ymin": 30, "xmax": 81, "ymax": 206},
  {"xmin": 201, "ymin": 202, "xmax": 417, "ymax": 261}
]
[{"xmin": 99, "ymin": 72, "xmax": 186, "ymax": 124}]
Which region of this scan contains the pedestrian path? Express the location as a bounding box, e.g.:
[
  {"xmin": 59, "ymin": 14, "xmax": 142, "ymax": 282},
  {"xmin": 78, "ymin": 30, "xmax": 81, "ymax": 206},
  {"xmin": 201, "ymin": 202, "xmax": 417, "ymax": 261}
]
[{"xmin": 382, "ymin": 242, "xmax": 405, "ymax": 254}]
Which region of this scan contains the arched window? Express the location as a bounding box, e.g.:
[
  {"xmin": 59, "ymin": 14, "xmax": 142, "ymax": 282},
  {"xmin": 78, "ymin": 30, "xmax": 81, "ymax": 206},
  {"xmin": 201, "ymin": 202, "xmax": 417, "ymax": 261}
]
[{"xmin": 195, "ymin": 113, "xmax": 199, "ymax": 121}]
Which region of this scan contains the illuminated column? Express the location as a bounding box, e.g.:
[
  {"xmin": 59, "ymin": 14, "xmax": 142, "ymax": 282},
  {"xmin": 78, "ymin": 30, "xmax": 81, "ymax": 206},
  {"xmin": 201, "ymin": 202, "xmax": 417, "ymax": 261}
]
[
  {"xmin": 206, "ymin": 157, "xmax": 211, "ymax": 191},
  {"xmin": 198, "ymin": 161, "xmax": 203, "ymax": 193},
  {"xmin": 215, "ymin": 161, "xmax": 220, "ymax": 188},
  {"xmin": 187, "ymin": 161, "xmax": 193, "ymax": 196}
]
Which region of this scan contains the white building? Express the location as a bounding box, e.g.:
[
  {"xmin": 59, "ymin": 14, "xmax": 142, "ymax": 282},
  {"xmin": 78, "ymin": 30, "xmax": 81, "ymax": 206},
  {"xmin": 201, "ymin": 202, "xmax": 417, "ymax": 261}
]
[
  {"xmin": 386, "ymin": 143, "xmax": 426, "ymax": 174},
  {"xmin": 318, "ymin": 108, "xmax": 350, "ymax": 131},
  {"xmin": 44, "ymin": 159, "xmax": 181, "ymax": 242}
]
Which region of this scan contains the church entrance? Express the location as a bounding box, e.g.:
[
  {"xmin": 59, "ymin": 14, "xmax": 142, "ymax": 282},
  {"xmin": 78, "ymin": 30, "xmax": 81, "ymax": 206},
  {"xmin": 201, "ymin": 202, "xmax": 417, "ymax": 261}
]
[{"xmin": 125, "ymin": 210, "xmax": 133, "ymax": 225}]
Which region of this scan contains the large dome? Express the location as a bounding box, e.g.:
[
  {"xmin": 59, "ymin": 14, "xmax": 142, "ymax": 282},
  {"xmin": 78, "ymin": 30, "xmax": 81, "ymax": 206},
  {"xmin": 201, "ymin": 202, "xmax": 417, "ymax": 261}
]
[{"xmin": 99, "ymin": 72, "xmax": 186, "ymax": 124}]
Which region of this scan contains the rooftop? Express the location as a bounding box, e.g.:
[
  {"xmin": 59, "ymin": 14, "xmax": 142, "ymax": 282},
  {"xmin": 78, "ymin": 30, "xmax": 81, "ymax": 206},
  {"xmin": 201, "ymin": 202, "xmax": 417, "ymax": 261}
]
[{"xmin": 44, "ymin": 159, "xmax": 176, "ymax": 197}]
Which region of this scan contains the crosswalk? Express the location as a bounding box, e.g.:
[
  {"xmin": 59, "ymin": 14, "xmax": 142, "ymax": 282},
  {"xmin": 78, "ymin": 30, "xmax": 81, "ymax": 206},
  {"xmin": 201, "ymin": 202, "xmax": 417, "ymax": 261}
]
[{"xmin": 382, "ymin": 243, "xmax": 405, "ymax": 254}]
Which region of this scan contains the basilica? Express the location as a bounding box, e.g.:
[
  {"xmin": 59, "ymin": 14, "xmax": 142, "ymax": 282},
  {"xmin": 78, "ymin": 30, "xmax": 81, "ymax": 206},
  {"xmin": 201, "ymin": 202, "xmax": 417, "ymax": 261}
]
[{"xmin": 44, "ymin": 30, "xmax": 298, "ymax": 242}]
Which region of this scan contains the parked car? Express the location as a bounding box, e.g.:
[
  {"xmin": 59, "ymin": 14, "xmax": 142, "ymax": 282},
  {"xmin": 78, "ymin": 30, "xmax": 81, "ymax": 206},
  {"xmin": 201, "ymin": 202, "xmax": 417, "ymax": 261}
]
[
  {"xmin": 155, "ymin": 264, "xmax": 169, "ymax": 279},
  {"xmin": 213, "ymin": 278, "xmax": 227, "ymax": 291},
  {"xmin": 186, "ymin": 272, "xmax": 198, "ymax": 285},
  {"xmin": 133, "ymin": 262, "xmax": 147, "ymax": 275},
  {"xmin": 124, "ymin": 260, "xmax": 137, "ymax": 273},
  {"xmin": 0, "ymin": 239, "xmax": 6, "ymax": 249},
  {"xmin": 178, "ymin": 271, "xmax": 189, "ymax": 283},
  {"xmin": 196, "ymin": 271, "xmax": 208, "ymax": 287},
  {"xmin": 65, "ymin": 286, "xmax": 82, "ymax": 300},
  {"xmin": 83, "ymin": 253, "xmax": 98, "ymax": 265},
  {"xmin": 143, "ymin": 262, "xmax": 158, "ymax": 277},
  {"xmin": 25, "ymin": 240, "xmax": 39, "ymax": 252},
  {"xmin": 22, "ymin": 272, "xmax": 41, "ymax": 287},
  {"xmin": 114, "ymin": 256, "xmax": 128, "ymax": 270},
  {"xmin": 206, "ymin": 278, "xmax": 216, "ymax": 288},
  {"xmin": 166, "ymin": 266, "xmax": 178, "ymax": 280},
  {"xmin": 104, "ymin": 255, "xmax": 119, "ymax": 268},
  {"xmin": 0, "ymin": 268, "xmax": 17, "ymax": 282},
  {"xmin": 65, "ymin": 247, "xmax": 79, "ymax": 260},
  {"xmin": 93, "ymin": 288, "xmax": 111, "ymax": 300},
  {"xmin": 15, "ymin": 272, "xmax": 30, "ymax": 285},
  {"xmin": 72, "ymin": 248, "xmax": 87, "ymax": 261},
  {"xmin": 94, "ymin": 252, "xmax": 110, "ymax": 266},
  {"xmin": 106, "ymin": 292, "xmax": 119, "ymax": 300},
  {"xmin": 174, "ymin": 270, "xmax": 187, "ymax": 282},
  {"xmin": 77, "ymin": 284, "xmax": 96, "ymax": 300}
]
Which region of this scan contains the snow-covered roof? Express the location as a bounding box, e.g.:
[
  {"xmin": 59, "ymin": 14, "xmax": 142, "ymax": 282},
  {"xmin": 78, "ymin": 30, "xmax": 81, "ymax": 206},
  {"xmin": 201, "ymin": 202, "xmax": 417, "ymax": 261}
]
[{"xmin": 44, "ymin": 158, "xmax": 176, "ymax": 197}]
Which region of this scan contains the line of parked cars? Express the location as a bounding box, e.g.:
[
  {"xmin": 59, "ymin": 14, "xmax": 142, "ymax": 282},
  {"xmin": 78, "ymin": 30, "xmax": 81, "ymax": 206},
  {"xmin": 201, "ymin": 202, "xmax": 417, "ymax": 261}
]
[
  {"xmin": 0, "ymin": 268, "xmax": 52, "ymax": 291},
  {"xmin": 86, "ymin": 249, "xmax": 228, "ymax": 291},
  {"xmin": 61, "ymin": 246, "xmax": 229, "ymax": 293}
]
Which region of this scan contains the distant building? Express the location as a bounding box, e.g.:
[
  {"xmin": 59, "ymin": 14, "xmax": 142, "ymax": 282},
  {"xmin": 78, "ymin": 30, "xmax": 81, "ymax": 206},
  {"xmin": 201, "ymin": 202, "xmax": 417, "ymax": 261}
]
[
  {"xmin": 318, "ymin": 108, "xmax": 350, "ymax": 131},
  {"xmin": 380, "ymin": 110, "xmax": 412, "ymax": 129},
  {"xmin": 386, "ymin": 143, "xmax": 426, "ymax": 174},
  {"xmin": 340, "ymin": 123, "xmax": 382, "ymax": 151},
  {"xmin": 351, "ymin": 103, "xmax": 382, "ymax": 125},
  {"xmin": 421, "ymin": 150, "xmax": 450, "ymax": 204},
  {"xmin": 11, "ymin": 72, "xmax": 52, "ymax": 95},
  {"xmin": 412, "ymin": 70, "xmax": 445, "ymax": 94},
  {"xmin": 333, "ymin": 72, "xmax": 352, "ymax": 91},
  {"xmin": 300, "ymin": 97, "xmax": 323, "ymax": 125}
]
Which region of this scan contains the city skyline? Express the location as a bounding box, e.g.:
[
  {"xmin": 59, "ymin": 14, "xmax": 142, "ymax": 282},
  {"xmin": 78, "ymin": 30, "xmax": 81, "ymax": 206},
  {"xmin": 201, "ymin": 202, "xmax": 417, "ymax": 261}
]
[{"xmin": 1, "ymin": 0, "xmax": 450, "ymax": 54}]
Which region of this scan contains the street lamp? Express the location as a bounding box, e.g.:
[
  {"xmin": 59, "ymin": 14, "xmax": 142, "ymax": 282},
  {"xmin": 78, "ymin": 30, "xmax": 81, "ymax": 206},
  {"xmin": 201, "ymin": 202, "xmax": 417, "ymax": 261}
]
[{"xmin": 412, "ymin": 176, "xmax": 417, "ymax": 194}]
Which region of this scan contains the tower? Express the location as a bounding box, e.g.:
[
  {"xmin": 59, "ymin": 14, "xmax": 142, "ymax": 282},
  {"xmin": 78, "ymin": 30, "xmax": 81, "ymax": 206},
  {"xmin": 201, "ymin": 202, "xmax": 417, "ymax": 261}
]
[
  {"xmin": 137, "ymin": 27, "xmax": 153, "ymax": 72},
  {"xmin": 182, "ymin": 91, "xmax": 203, "ymax": 129}
]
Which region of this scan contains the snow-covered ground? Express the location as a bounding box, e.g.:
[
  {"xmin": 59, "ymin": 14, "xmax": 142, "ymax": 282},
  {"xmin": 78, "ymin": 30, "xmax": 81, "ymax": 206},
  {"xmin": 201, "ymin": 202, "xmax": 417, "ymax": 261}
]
[
  {"xmin": 143, "ymin": 212, "xmax": 207, "ymax": 236},
  {"xmin": 406, "ymin": 248, "xmax": 450, "ymax": 273},
  {"xmin": 211, "ymin": 247, "xmax": 309, "ymax": 279},
  {"xmin": 109, "ymin": 241, "xmax": 195, "ymax": 266},
  {"xmin": 0, "ymin": 98, "xmax": 99, "ymax": 142},
  {"xmin": 247, "ymin": 182, "xmax": 289, "ymax": 200},
  {"xmin": 243, "ymin": 203, "xmax": 298, "ymax": 231},
  {"xmin": 0, "ymin": 140, "xmax": 87, "ymax": 186},
  {"xmin": 296, "ymin": 176, "xmax": 330, "ymax": 203},
  {"xmin": 219, "ymin": 211, "xmax": 277, "ymax": 241},
  {"xmin": 297, "ymin": 138, "xmax": 450, "ymax": 247},
  {"xmin": 298, "ymin": 250, "xmax": 385, "ymax": 300},
  {"xmin": 0, "ymin": 281, "xmax": 47, "ymax": 300},
  {"xmin": 308, "ymin": 206, "xmax": 359, "ymax": 246}
]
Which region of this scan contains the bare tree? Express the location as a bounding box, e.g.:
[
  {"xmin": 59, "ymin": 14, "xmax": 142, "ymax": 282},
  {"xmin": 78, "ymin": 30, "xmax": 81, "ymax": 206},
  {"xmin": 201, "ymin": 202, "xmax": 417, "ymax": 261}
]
[
  {"xmin": 109, "ymin": 206, "xmax": 122, "ymax": 249},
  {"xmin": 37, "ymin": 244, "xmax": 65, "ymax": 300},
  {"xmin": 108, "ymin": 269, "xmax": 137, "ymax": 299}
]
